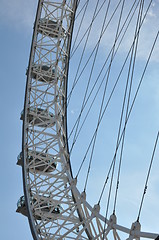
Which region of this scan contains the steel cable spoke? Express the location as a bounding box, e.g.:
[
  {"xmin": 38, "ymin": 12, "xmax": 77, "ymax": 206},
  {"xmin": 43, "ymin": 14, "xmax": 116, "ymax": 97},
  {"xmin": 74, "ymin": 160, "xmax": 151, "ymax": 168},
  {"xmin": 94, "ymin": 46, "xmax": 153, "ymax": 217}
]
[
  {"xmin": 70, "ymin": 0, "xmax": 108, "ymax": 58},
  {"xmin": 67, "ymin": 0, "xmax": 123, "ymax": 104},
  {"xmin": 137, "ymin": 131, "xmax": 159, "ymax": 221},
  {"xmin": 75, "ymin": 0, "xmax": 150, "ymax": 179},
  {"xmin": 98, "ymin": 26, "xmax": 159, "ymax": 204},
  {"xmin": 113, "ymin": 0, "xmax": 145, "ymax": 214},
  {"xmin": 69, "ymin": 0, "xmax": 139, "ymax": 149},
  {"xmin": 83, "ymin": 0, "xmax": 113, "ymax": 191},
  {"xmin": 101, "ymin": 0, "xmax": 127, "ymax": 236},
  {"xmin": 67, "ymin": 0, "xmax": 101, "ymax": 106},
  {"xmin": 71, "ymin": 0, "xmax": 89, "ymax": 53},
  {"xmin": 71, "ymin": 0, "xmax": 112, "ymax": 155}
]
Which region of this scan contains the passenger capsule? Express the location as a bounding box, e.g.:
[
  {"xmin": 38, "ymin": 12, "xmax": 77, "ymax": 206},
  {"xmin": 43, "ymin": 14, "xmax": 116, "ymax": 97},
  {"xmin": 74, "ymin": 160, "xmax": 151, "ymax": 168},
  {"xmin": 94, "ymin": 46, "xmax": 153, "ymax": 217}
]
[
  {"xmin": 38, "ymin": 18, "xmax": 65, "ymax": 38},
  {"xmin": 20, "ymin": 107, "xmax": 56, "ymax": 127},
  {"xmin": 31, "ymin": 65, "xmax": 55, "ymax": 82},
  {"xmin": 40, "ymin": 201, "xmax": 62, "ymax": 214},
  {"xmin": 17, "ymin": 151, "xmax": 57, "ymax": 172},
  {"xmin": 16, "ymin": 196, "xmax": 62, "ymax": 219},
  {"xmin": 16, "ymin": 196, "xmax": 27, "ymax": 217}
]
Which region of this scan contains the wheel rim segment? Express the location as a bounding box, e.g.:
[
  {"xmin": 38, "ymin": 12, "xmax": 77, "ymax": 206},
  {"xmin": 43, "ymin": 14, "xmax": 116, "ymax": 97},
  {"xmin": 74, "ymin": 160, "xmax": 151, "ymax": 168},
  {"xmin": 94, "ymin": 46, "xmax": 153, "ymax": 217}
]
[{"xmin": 22, "ymin": 0, "xmax": 158, "ymax": 239}]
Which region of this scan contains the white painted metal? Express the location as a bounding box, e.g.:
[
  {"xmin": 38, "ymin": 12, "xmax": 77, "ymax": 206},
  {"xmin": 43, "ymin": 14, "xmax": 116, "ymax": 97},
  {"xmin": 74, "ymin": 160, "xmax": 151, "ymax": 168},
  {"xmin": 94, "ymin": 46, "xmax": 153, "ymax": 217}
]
[{"xmin": 19, "ymin": 0, "xmax": 159, "ymax": 239}]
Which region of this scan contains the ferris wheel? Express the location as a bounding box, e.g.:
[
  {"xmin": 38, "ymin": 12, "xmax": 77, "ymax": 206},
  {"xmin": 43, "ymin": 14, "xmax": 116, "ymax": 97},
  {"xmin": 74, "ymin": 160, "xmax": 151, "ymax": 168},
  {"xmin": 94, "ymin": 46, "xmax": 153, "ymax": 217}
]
[{"xmin": 16, "ymin": 0, "xmax": 159, "ymax": 239}]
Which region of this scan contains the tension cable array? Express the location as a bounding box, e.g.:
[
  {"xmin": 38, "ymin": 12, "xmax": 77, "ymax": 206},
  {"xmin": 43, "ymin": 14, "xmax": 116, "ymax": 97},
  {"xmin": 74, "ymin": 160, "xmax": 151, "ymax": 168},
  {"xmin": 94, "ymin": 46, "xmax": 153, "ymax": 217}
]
[
  {"xmin": 67, "ymin": 0, "xmax": 159, "ymax": 227},
  {"xmin": 69, "ymin": 0, "xmax": 139, "ymax": 152},
  {"xmin": 74, "ymin": 0, "xmax": 153, "ymax": 181},
  {"xmin": 99, "ymin": 27, "xmax": 159, "ymax": 217},
  {"xmin": 99, "ymin": 26, "xmax": 159, "ymax": 205},
  {"xmin": 68, "ymin": 0, "xmax": 123, "ymax": 105},
  {"xmin": 112, "ymin": 0, "xmax": 145, "ymax": 214}
]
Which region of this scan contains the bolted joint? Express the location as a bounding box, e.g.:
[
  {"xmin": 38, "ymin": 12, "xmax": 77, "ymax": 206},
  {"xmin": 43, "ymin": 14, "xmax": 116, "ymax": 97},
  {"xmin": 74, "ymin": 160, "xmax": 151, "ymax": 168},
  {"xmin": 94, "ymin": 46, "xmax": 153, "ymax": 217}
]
[
  {"xmin": 70, "ymin": 178, "xmax": 77, "ymax": 187},
  {"xmin": 91, "ymin": 204, "xmax": 100, "ymax": 217},
  {"xmin": 107, "ymin": 214, "xmax": 117, "ymax": 229},
  {"xmin": 81, "ymin": 191, "xmax": 86, "ymax": 200},
  {"xmin": 126, "ymin": 221, "xmax": 141, "ymax": 240}
]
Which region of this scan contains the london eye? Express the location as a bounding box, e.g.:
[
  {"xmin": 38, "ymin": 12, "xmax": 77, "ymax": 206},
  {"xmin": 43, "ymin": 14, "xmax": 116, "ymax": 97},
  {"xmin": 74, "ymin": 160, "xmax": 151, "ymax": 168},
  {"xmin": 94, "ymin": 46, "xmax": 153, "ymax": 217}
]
[{"xmin": 17, "ymin": 0, "xmax": 159, "ymax": 239}]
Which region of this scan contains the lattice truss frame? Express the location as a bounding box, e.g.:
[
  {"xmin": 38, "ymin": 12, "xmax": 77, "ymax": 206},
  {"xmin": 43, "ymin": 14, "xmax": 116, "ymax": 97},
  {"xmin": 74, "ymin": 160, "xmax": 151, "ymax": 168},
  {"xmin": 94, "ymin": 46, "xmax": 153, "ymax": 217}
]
[{"xmin": 21, "ymin": 0, "xmax": 158, "ymax": 239}]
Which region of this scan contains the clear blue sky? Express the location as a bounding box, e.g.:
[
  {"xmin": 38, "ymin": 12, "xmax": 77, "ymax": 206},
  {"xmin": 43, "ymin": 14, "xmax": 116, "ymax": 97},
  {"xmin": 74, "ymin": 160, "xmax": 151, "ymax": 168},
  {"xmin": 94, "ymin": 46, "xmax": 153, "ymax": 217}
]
[
  {"xmin": 0, "ymin": 1, "xmax": 37, "ymax": 239},
  {"xmin": 0, "ymin": 1, "xmax": 159, "ymax": 239}
]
